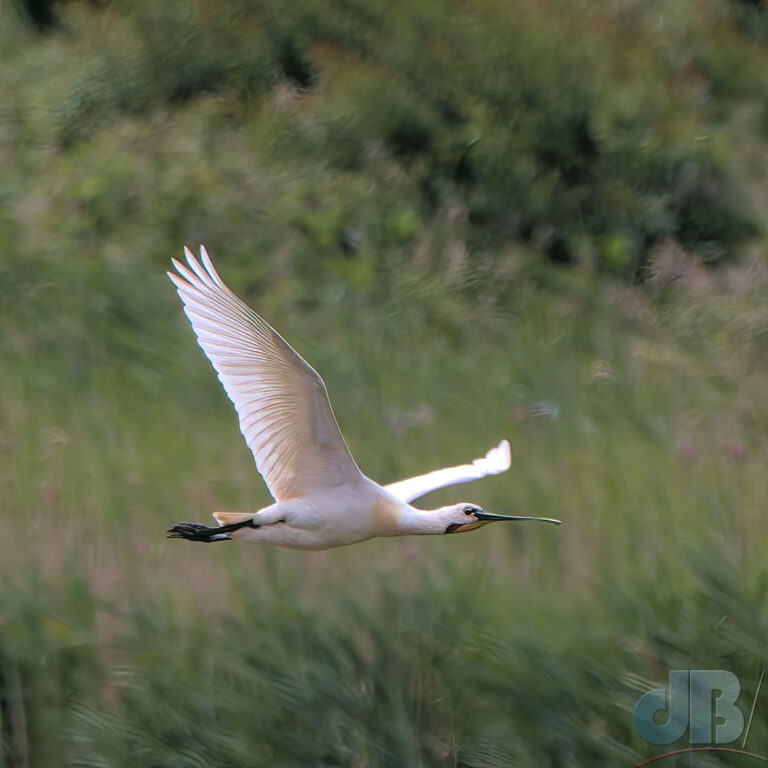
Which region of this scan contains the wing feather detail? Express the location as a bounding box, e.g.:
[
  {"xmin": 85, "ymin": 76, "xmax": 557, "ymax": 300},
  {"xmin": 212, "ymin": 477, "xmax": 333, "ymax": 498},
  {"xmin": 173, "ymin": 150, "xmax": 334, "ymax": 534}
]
[{"xmin": 170, "ymin": 246, "xmax": 362, "ymax": 501}]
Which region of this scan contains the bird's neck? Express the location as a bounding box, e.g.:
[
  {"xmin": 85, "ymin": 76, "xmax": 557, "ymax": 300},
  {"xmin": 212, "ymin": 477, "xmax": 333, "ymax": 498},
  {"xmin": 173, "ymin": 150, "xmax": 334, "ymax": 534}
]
[
  {"xmin": 393, "ymin": 505, "xmax": 449, "ymax": 536},
  {"xmin": 369, "ymin": 495, "xmax": 448, "ymax": 537}
]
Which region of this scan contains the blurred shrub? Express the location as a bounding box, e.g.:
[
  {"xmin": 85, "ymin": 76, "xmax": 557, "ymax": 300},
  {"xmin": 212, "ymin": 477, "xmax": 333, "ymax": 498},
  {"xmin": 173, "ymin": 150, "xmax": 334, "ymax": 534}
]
[
  {"xmin": 2, "ymin": 4, "xmax": 768, "ymax": 766},
  {"xmin": 32, "ymin": 0, "xmax": 766, "ymax": 278},
  {"xmin": 0, "ymin": 0, "xmax": 766, "ymax": 390},
  {"xmin": 1, "ymin": 548, "xmax": 766, "ymax": 767}
]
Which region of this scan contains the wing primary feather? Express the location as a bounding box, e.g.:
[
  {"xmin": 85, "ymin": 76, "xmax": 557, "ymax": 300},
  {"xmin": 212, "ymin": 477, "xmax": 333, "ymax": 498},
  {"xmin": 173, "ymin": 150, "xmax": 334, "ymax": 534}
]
[
  {"xmin": 184, "ymin": 246, "xmax": 218, "ymax": 290},
  {"xmin": 199, "ymin": 245, "xmax": 225, "ymax": 287},
  {"xmin": 173, "ymin": 269, "xmax": 277, "ymax": 345}
]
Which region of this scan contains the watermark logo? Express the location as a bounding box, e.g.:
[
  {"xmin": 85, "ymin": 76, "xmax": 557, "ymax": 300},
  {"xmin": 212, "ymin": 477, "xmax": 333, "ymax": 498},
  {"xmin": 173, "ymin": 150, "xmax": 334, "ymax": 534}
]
[
  {"xmin": 632, "ymin": 669, "xmax": 766, "ymax": 766},
  {"xmin": 634, "ymin": 670, "xmax": 743, "ymax": 745}
]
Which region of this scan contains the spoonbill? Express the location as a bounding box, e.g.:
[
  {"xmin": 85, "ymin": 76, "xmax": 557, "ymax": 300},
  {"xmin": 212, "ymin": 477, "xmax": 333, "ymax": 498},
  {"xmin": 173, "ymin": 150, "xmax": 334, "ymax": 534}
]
[{"xmin": 166, "ymin": 246, "xmax": 561, "ymax": 549}]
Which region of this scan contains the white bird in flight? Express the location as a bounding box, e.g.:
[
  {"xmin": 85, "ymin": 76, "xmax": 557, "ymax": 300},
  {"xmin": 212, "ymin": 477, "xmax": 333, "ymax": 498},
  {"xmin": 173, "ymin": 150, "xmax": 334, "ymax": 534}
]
[{"xmin": 166, "ymin": 246, "xmax": 561, "ymax": 550}]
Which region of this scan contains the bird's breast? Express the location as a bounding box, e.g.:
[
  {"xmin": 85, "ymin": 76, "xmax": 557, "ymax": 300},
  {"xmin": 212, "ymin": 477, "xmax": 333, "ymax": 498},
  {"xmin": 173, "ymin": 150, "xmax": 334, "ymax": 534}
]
[{"xmin": 368, "ymin": 497, "xmax": 405, "ymax": 537}]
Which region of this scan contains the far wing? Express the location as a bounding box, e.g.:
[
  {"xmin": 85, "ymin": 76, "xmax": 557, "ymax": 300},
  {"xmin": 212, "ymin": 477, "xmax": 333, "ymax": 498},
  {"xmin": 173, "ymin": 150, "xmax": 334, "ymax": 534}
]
[
  {"xmin": 384, "ymin": 440, "xmax": 511, "ymax": 503},
  {"xmin": 169, "ymin": 246, "xmax": 363, "ymax": 502}
]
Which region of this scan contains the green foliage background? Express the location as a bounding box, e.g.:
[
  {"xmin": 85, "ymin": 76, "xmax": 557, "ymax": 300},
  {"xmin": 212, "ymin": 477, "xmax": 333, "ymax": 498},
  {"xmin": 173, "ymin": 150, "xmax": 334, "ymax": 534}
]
[{"xmin": 2, "ymin": 0, "xmax": 768, "ymax": 765}]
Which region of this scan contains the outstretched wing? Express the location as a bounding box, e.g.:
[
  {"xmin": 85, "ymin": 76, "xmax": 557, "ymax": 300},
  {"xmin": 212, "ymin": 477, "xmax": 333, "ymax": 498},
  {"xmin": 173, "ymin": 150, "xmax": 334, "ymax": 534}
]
[
  {"xmin": 169, "ymin": 246, "xmax": 362, "ymax": 502},
  {"xmin": 384, "ymin": 440, "xmax": 511, "ymax": 503}
]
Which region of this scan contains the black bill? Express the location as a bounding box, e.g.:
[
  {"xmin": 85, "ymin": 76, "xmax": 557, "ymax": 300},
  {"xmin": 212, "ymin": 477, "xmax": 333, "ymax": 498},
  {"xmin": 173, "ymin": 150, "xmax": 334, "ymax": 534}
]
[{"xmin": 474, "ymin": 511, "xmax": 562, "ymax": 525}]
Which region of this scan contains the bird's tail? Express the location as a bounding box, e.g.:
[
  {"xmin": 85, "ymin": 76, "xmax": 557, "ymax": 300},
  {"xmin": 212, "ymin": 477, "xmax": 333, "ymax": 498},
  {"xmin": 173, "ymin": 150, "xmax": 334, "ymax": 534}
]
[{"xmin": 213, "ymin": 511, "xmax": 257, "ymax": 527}]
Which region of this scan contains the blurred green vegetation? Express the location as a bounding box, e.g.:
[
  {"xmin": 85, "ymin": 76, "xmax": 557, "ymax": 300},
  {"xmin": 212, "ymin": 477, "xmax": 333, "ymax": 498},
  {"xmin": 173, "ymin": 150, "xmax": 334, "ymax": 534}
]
[{"xmin": 2, "ymin": 0, "xmax": 768, "ymax": 766}]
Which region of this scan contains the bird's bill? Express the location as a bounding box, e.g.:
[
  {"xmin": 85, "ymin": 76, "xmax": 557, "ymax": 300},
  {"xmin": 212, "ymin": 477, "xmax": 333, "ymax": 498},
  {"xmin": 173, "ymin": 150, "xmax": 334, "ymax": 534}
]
[{"xmin": 474, "ymin": 511, "xmax": 562, "ymax": 525}]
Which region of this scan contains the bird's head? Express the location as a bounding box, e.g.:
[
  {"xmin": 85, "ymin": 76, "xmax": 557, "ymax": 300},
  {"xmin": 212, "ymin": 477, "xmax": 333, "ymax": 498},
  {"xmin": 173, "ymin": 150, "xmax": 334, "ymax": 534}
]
[{"xmin": 437, "ymin": 503, "xmax": 562, "ymax": 534}]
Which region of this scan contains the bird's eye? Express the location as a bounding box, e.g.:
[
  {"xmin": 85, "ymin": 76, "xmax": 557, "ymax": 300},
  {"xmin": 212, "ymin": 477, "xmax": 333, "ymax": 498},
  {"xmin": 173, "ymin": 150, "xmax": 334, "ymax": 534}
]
[{"xmin": 464, "ymin": 506, "xmax": 475, "ymax": 516}]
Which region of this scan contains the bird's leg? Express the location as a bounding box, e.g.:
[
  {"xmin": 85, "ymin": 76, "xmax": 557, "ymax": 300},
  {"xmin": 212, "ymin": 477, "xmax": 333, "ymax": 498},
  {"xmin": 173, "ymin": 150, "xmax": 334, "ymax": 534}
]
[
  {"xmin": 166, "ymin": 517, "xmax": 262, "ymax": 542},
  {"xmin": 166, "ymin": 522, "xmax": 229, "ymax": 542},
  {"xmin": 215, "ymin": 518, "xmax": 262, "ymax": 534},
  {"xmin": 167, "ymin": 522, "xmax": 235, "ymax": 542}
]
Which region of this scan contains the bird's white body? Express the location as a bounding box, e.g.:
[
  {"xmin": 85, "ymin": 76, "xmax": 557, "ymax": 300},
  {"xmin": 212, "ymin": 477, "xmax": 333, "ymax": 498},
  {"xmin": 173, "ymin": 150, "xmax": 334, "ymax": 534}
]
[
  {"xmin": 223, "ymin": 481, "xmax": 404, "ymax": 549},
  {"xmin": 166, "ymin": 247, "xmax": 561, "ymax": 549}
]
